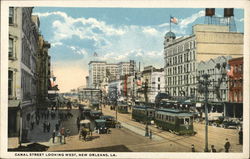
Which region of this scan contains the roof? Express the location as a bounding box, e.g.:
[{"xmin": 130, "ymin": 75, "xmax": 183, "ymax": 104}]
[
  {"xmin": 95, "ymin": 119, "xmax": 106, "ymax": 123},
  {"xmin": 100, "ymin": 115, "xmax": 114, "ymax": 119},
  {"xmin": 156, "ymin": 110, "xmax": 193, "ymax": 117},
  {"xmin": 157, "ymin": 108, "xmax": 186, "ymax": 113},
  {"xmin": 80, "ymin": 120, "xmax": 90, "ymax": 124},
  {"xmin": 133, "ymin": 106, "xmax": 155, "ymax": 110},
  {"xmin": 91, "ymin": 110, "xmax": 102, "ymax": 114},
  {"xmin": 165, "ymin": 31, "xmax": 176, "ymax": 38}
]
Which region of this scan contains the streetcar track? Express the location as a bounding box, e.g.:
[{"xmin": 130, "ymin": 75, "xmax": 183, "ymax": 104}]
[{"xmin": 102, "ymin": 106, "xmax": 241, "ymax": 152}]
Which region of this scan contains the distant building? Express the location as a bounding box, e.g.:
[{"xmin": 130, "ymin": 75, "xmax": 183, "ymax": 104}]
[
  {"xmin": 88, "ymin": 60, "xmax": 135, "ymax": 88},
  {"xmin": 164, "ymin": 24, "xmax": 243, "ymax": 101},
  {"xmin": 137, "ymin": 66, "xmax": 164, "ymax": 102},
  {"xmin": 227, "ymin": 57, "xmax": 243, "ymax": 118}
]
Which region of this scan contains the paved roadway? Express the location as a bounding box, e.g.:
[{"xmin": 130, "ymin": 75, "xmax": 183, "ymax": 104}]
[
  {"xmin": 101, "ymin": 105, "xmax": 243, "ymax": 152},
  {"xmin": 11, "ymin": 104, "xmax": 242, "ymax": 152}
]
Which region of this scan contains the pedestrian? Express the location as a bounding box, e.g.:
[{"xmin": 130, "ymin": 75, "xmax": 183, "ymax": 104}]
[
  {"xmin": 149, "ymin": 130, "xmax": 152, "ymax": 139},
  {"xmin": 43, "ymin": 122, "xmax": 46, "ymax": 132},
  {"xmin": 36, "ymin": 119, "xmax": 39, "ymax": 125},
  {"xmin": 83, "ymin": 130, "xmax": 87, "ymax": 141},
  {"xmin": 191, "ymin": 144, "xmax": 195, "ymax": 152},
  {"xmin": 31, "ymin": 121, "xmax": 34, "ymax": 130},
  {"xmin": 47, "ymin": 122, "xmax": 51, "ymax": 132},
  {"xmin": 211, "ymin": 145, "xmax": 216, "ymax": 152},
  {"xmin": 58, "ymin": 131, "xmax": 62, "ymax": 143},
  {"xmin": 239, "ymin": 127, "xmax": 243, "ymax": 145},
  {"xmin": 224, "ymin": 138, "xmax": 231, "ymax": 152},
  {"xmin": 60, "ymin": 127, "xmax": 65, "ymax": 144},
  {"xmin": 52, "ymin": 130, "xmax": 56, "ymax": 143},
  {"xmin": 55, "ymin": 123, "xmax": 59, "ymax": 131}
]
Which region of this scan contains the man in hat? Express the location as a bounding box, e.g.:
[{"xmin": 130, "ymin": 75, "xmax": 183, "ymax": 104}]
[{"xmin": 224, "ymin": 138, "xmax": 231, "ymax": 152}]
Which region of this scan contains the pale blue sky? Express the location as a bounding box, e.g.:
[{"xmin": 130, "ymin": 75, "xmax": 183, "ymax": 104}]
[{"xmin": 32, "ymin": 7, "xmax": 244, "ymax": 92}]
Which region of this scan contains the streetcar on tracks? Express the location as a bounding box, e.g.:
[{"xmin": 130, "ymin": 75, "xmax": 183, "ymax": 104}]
[
  {"xmin": 154, "ymin": 108, "xmax": 195, "ymax": 135},
  {"xmin": 117, "ymin": 102, "xmax": 129, "ymax": 113},
  {"xmin": 131, "ymin": 105, "xmax": 155, "ymax": 124}
]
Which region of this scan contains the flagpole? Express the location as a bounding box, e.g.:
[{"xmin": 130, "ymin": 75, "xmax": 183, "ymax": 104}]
[{"xmin": 170, "ymin": 15, "xmax": 171, "ymax": 32}]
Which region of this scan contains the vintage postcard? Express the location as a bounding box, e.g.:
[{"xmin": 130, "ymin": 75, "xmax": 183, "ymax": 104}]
[{"xmin": 1, "ymin": 0, "xmax": 249, "ymax": 159}]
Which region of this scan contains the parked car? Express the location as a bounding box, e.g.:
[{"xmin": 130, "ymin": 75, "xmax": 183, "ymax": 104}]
[{"xmin": 221, "ymin": 121, "xmax": 241, "ymax": 129}]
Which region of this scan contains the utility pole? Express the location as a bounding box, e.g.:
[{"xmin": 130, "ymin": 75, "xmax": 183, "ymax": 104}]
[{"xmin": 198, "ymin": 73, "xmax": 210, "ymax": 152}]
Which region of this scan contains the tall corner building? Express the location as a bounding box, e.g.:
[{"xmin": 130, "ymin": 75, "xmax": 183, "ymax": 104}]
[
  {"xmin": 164, "ymin": 24, "xmax": 243, "ymax": 99},
  {"xmin": 88, "ymin": 60, "xmax": 135, "ymax": 88}
]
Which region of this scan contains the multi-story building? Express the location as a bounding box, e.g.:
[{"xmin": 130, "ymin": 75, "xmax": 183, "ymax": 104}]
[
  {"xmin": 8, "ymin": 7, "xmax": 23, "ymax": 137},
  {"xmin": 88, "ymin": 60, "xmax": 135, "ymax": 88},
  {"xmin": 8, "ymin": 7, "xmax": 49, "ymax": 141},
  {"xmin": 227, "ymin": 57, "xmax": 243, "ymax": 118},
  {"xmin": 88, "ymin": 61, "xmax": 106, "ymax": 88},
  {"xmin": 137, "ymin": 66, "xmax": 164, "ymax": 102},
  {"xmin": 164, "ymin": 24, "xmax": 243, "ymax": 101},
  {"xmin": 197, "ymin": 56, "xmax": 232, "ymax": 102},
  {"xmin": 150, "ymin": 71, "xmax": 165, "ymax": 102},
  {"xmin": 36, "ymin": 17, "xmax": 51, "ymax": 109}
]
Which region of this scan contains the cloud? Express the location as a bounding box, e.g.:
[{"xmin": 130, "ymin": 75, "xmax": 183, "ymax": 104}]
[
  {"xmin": 67, "ymin": 45, "xmax": 88, "ymax": 55},
  {"xmin": 34, "ymin": 9, "xmax": 218, "ymax": 91},
  {"xmin": 51, "ymin": 42, "xmax": 62, "ymax": 47},
  {"xmin": 142, "ymin": 27, "xmax": 159, "ymax": 35},
  {"xmin": 179, "ymin": 10, "xmax": 205, "ymax": 29}
]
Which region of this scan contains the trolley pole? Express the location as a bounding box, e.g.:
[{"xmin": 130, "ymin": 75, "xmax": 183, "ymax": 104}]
[{"xmin": 203, "ymin": 74, "xmax": 210, "ymax": 152}]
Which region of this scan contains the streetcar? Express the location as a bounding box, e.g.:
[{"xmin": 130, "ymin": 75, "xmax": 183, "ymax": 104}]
[
  {"xmin": 131, "ymin": 105, "xmax": 155, "ymax": 124},
  {"xmin": 154, "ymin": 108, "xmax": 195, "ymax": 135},
  {"xmin": 117, "ymin": 102, "xmax": 129, "ymax": 113}
]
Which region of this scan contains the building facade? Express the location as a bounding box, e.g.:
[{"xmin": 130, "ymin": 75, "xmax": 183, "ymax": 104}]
[
  {"xmin": 8, "ymin": 7, "xmax": 50, "ymax": 140},
  {"xmin": 227, "ymin": 57, "xmax": 243, "ymax": 118},
  {"xmin": 88, "ymin": 60, "xmax": 135, "ymax": 88},
  {"xmin": 36, "ymin": 17, "xmax": 51, "ymax": 109},
  {"xmin": 164, "ymin": 24, "xmax": 243, "ymax": 101},
  {"xmin": 197, "ymin": 56, "xmax": 232, "ymax": 102}
]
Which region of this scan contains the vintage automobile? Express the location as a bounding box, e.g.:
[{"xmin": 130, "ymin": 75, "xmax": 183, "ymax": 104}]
[
  {"xmin": 78, "ymin": 103, "xmax": 86, "ymax": 111},
  {"xmin": 95, "ymin": 119, "xmax": 108, "ymax": 134},
  {"xmin": 221, "ymin": 120, "xmax": 241, "ymax": 129},
  {"xmin": 82, "ymin": 107, "xmax": 91, "ymax": 117},
  {"xmin": 100, "ymin": 115, "xmax": 116, "ymax": 128},
  {"xmin": 90, "ymin": 110, "xmax": 102, "ymax": 119}
]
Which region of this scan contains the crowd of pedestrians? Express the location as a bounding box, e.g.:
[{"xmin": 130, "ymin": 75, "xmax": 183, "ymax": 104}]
[{"xmin": 30, "ymin": 108, "xmax": 71, "ymax": 145}]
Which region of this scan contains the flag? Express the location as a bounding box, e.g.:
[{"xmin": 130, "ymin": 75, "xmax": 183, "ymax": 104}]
[
  {"xmin": 50, "ymin": 77, "xmax": 56, "ymax": 87},
  {"xmin": 170, "ymin": 16, "xmax": 178, "ymax": 24},
  {"xmin": 227, "ymin": 65, "xmax": 234, "ymax": 77},
  {"xmin": 93, "ymin": 52, "xmax": 98, "ymax": 57}
]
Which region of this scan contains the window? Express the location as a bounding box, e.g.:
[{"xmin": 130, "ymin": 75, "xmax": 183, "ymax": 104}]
[
  {"xmin": 8, "ymin": 70, "xmax": 13, "ymax": 96},
  {"xmin": 9, "ymin": 7, "xmax": 14, "ymax": 24},
  {"xmin": 158, "ymin": 84, "xmax": 160, "ymax": 90},
  {"xmin": 9, "ymin": 38, "xmax": 14, "ymax": 58}
]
